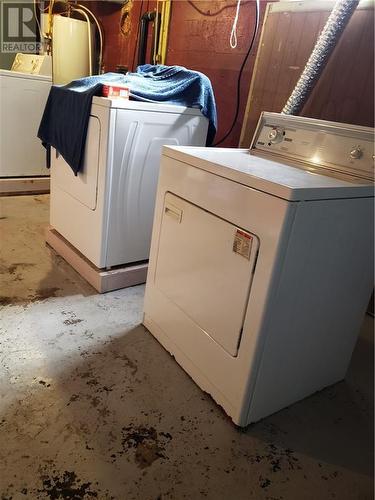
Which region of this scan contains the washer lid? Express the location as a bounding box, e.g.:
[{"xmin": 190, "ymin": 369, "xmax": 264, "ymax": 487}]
[{"xmin": 162, "ymin": 146, "xmax": 374, "ymax": 201}]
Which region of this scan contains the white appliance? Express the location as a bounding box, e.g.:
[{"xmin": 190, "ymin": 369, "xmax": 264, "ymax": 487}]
[
  {"xmin": 52, "ymin": 15, "xmax": 93, "ymax": 85},
  {"xmin": 143, "ymin": 112, "xmax": 374, "ymax": 427},
  {"xmin": 0, "ymin": 67, "xmax": 52, "ymax": 177},
  {"xmin": 50, "ymin": 96, "xmax": 208, "ymax": 268}
]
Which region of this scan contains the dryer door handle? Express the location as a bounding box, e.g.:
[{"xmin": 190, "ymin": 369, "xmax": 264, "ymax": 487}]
[{"xmin": 164, "ymin": 203, "xmax": 183, "ymax": 223}]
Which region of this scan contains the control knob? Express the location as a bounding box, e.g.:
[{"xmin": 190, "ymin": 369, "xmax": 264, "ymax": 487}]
[
  {"xmin": 350, "ymin": 147, "xmax": 362, "ymax": 160},
  {"xmin": 268, "ymin": 127, "xmax": 284, "ymax": 144}
]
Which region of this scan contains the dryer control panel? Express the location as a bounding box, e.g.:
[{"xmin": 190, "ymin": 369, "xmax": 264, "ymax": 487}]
[{"xmin": 251, "ymin": 112, "xmax": 375, "ymax": 181}]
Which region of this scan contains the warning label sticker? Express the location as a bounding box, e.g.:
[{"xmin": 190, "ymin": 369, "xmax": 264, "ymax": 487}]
[{"xmin": 233, "ymin": 229, "xmax": 253, "ymax": 260}]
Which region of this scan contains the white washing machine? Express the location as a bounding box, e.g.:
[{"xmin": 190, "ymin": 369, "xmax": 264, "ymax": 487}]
[
  {"xmin": 0, "ymin": 54, "xmax": 52, "ymax": 177},
  {"xmin": 143, "ymin": 112, "xmax": 374, "ymax": 427},
  {"xmin": 50, "ymin": 96, "xmax": 208, "ymax": 268}
]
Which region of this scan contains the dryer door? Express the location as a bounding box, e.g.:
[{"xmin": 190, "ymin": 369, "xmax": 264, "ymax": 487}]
[
  {"xmin": 52, "ymin": 115, "xmax": 100, "ymax": 210},
  {"xmin": 154, "ymin": 193, "xmax": 259, "ymax": 357}
]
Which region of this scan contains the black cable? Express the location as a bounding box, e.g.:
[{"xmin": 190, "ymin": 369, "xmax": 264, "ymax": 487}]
[
  {"xmin": 187, "ymin": 0, "xmax": 253, "ymax": 18},
  {"xmin": 213, "ymin": 0, "xmax": 260, "ymax": 146}
]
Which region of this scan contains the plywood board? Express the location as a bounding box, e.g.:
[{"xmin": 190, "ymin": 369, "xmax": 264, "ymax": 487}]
[{"xmin": 240, "ymin": 2, "xmax": 374, "ymax": 147}]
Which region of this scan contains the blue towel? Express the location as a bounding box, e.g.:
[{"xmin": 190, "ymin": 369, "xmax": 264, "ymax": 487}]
[{"xmin": 38, "ymin": 65, "xmax": 217, "ymax": 175}]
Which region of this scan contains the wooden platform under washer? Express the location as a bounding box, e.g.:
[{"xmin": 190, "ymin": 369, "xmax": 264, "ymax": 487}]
[{"xmin": 45, "ymin": 226, "xmax": 148, "ymax": 293}]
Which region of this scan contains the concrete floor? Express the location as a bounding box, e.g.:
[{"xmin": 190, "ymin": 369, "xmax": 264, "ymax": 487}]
[{"xmin": 0, "ymin": 194, "xmax": 373, "ymax": 500}]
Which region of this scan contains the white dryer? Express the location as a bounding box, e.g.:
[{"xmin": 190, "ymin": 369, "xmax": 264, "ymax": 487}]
[
  {"xmin": 0, "ymin": 69, "xmax": 52, "ymax": 177},
  {"xmin": 50, "ymin": 97, "xmax": 208, "ymax": 268},
  {"xmin": 143, "ymin": 113, "xmax": 374, "ymax": 427}
]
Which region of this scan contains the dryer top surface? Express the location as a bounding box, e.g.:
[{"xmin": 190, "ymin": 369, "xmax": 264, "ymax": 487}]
[
  {"xmin": 92, "ymin": 96, "xmax": 205, "ymax": 116},
  {"xmin": 162, "ymin": 146, "xmax": 374, "ymax": 201}
]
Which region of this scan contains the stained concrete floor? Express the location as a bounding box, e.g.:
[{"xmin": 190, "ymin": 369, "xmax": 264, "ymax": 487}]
[{"xmin": 0, "ymin": 194, "xmax": 373, "ymax": 500}]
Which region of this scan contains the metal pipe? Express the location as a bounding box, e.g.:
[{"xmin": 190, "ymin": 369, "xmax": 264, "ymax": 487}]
[
  {"xmin": 158, "ymin": 0, "xmax": 172, "ymax": 65},
  {"xmin": 151, "ymin": 12, "xmax": 161, "ymax": 64},
  {"xmin": 71, "ymin": 8, "xmax": 92, "ymax": 76},
  {"xmin": 76, "ymin": 3, "xmax": 104, "ymax": 73},
  {"xmin": 282, "ymin": 0, "xmax": 359, "ymax": 115},
  {"xmin": 138, "ymin": 11, "xmax": 157, "ymax": 66}
]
